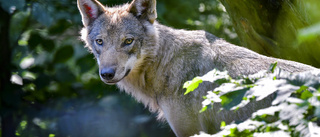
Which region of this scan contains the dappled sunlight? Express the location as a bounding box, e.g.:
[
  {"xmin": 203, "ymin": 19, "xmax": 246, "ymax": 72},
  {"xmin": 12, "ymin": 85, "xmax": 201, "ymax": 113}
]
[{"xmin": 10, "ymin": 74, "xmax": 23, "ymax": 85}]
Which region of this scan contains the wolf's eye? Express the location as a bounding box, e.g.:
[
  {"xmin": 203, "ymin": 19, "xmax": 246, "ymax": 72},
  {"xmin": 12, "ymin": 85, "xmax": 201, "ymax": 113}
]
[
  {"xmin": 95, "ymin": 39, "xmax": 103, "ymax": 46},
  {"xmin": 124, "ymin": 38, "xmax": 134, "ymax": 46}
]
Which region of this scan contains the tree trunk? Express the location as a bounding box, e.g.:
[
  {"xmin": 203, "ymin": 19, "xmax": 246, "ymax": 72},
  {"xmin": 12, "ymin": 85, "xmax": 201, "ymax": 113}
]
[
  {"xmin": 220, "ymin": 0, "xmax": 320, "ymax": 67},
  {"xmin": 0, "ymin": 7, "xmax": 16, "ymax": 137}
]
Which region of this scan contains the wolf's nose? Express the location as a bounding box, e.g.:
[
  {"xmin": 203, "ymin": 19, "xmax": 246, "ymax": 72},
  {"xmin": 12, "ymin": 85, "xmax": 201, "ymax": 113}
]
[{"xmin": 100, "ymin": 67, "xmax": 115, "ymax": 80}]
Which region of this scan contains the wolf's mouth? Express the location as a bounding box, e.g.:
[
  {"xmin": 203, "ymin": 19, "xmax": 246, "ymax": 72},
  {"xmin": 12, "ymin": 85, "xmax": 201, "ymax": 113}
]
[{"xmin": 105, "ymin": 69, "xmax": 131, "ymax": 84}]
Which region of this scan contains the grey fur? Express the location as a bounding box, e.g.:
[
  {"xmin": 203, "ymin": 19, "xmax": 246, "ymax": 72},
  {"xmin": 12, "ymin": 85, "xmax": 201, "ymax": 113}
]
[{"xmin": 77, "ymin": 0, "xmax": 318, "ymax": 136}]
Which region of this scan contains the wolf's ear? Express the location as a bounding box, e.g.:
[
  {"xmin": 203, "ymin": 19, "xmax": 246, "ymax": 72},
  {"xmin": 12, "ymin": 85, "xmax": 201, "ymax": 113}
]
[
  {"xmin": 77, "ymin": 0, "xmax": 106, "ymax": 26},
  {"xmin": 128, "ymin": 0, "xmax": 157, "ymax": 24}
]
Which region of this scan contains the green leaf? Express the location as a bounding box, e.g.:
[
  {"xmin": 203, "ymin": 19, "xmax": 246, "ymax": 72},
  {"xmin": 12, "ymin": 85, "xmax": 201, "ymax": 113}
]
[
  {"xmin": 18, "ymin": 40, "xmax": 28, "ymax": 46},
  {"xmin": 301, "ymin": 90, "xmax": 313, "ymax": 100},
  {"xmin": 53, "ymin": 45, "xmax": 74, "ymax": 63},
  {"xmin": 268, "ymin": 62, "xmax": 278, "ymax": 73},
  {"xmin": 10, "ymin": 10, "xmax": 30, "ymax": 44},
  {"xmin": 183, "ymin": 77, "xmax": 203, "ymax": 95},
  {"xmin": 20, "ymin": 120, "xmax": 27, "ymax": 130},
  {"xmin": 220, "ymin": 121, "xmax": 226, "ymax": 128},
  {"xmin": 199, "ymin": 106, "xmax": 208, "ymax": 113},
  {"xmin": 34, "ymin": 74, "xmax": 51, "ymax": 89},
  {"xmin": 220, "ymin": 88, "xmax": 249, "ymax": 110},
  {"xmin": 48, "ymin": 19, "xmax": 72, "ymax": 35},
  {"xmin": 76, "ymin": 54, "xmax": 96, "ymax": 73},
  {"xmin": 296, "ymin": 86, "xmax": 308, "ymax": 94},
  {"xmin": 229, "ymin": 127, "xmax": 237, "ymax": 135},
  {"xmin": 28, "ymin": 32, "xmax": 43, "ymax": 50},
  {"xmin": 55, "ymin": 67, "xmax": 76, "ymax": 83},
  {"xmin": 41, "ymin": 39, "xmax": 55, "ymax": 52},
  {"xmin": 20, "ymin": 55, "xmax": 35, "ymax": 69}
]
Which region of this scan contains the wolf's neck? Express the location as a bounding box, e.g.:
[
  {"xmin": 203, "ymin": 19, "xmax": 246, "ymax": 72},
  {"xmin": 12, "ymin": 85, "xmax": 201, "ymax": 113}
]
[
  {"xmin": 153, "ymin": 22, "xmax": 216, "ymax": 67},
  {"xmin": 153, "ymin": 23, "xmax": 187, "ymax": 66}
]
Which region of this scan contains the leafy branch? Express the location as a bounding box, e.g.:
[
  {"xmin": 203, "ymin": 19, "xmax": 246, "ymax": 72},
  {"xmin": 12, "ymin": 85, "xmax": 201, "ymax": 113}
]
[{"xmin": 184, "ymin": 63, "xmax": 320, "ymax": 136}]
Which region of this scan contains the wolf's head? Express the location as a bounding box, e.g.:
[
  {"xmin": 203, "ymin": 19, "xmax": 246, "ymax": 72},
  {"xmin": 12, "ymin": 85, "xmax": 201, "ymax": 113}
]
[{"xmin": 78, "ymin": 0, "xmax": 158, "ymax": 85}]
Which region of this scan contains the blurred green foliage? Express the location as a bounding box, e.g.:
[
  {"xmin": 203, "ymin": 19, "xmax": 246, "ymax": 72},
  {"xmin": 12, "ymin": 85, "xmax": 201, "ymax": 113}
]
[
  {"xmin": 0, "ymin": 0, "xmax": 235, "ymax": 137},
  {"xmin": 220, "ymin": 0, "xmax": 320, "ymax": 67}
]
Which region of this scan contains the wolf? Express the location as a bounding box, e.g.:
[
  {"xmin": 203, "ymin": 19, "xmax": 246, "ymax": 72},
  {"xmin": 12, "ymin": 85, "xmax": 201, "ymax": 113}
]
[{"xmin": 77, "ymin": 0, "xmax": 317, "ymax": 136}]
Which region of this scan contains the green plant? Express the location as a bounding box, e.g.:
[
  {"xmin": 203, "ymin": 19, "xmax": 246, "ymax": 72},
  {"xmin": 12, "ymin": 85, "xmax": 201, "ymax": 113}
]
[{"xmin": 185, "ymin": 63, "xmax": 320, "ymax": 136}]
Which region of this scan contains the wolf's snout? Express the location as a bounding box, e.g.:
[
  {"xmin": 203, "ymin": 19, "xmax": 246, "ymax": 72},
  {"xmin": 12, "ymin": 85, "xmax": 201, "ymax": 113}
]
[{"xmin": 100, "ymin": 67, "xmax": 116, "ymax": 80}]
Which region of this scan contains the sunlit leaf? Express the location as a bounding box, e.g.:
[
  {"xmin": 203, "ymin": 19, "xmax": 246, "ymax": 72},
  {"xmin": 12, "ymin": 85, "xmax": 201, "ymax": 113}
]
[
  {"xmin": 308, "ymin": 122, "xmax": 320, "ymax": 137},
  {"xmin": 272, "ymin": 84, "xmax": 300, "ymax": 105},
  {"xmin": 183, "ymin": 77, "xmax": 203, "ymax": 95},
  {"xmin": 18, "ymin": 40, "xmax": 28, "ymax": 46},
  {"xmin": 279, "ymin": 104, "xmax": 308, "ymax": 125},
  {"xmin": 220, "ymin": 121, "xmax": 226, "ymax": 128},
  {"xmin": 22, "ymin": 71, "xmax": 37, "ymax": 80},
  {"xmin": 33, "ymin": 118, "xmax": 47, "ymax": 129},
  {"xmin": 20, "ymin": 56, "xmax": 35, "ymax": 69},
  {"xmin": 20, "ymin": 120, "xmax": 27, "ymax": 130},
  {"xmin": 253, "ymin": 131, "xmax": 290, "ymax": 137},
  {"xmin": 199, "ymin": 106, "xmax": 207, "ymax": 113},
  {"xmin": 252, "ymin": 104, "xmax": 283, "ymax": 117},
  {"xmin": 296, "ymin": 86, "xmax": 309, "ymax": 94},
  {"xmin": 11, "ymin": 74, "xmax": 23, "ymax": 85},
  {"xmin": 301, "ymin": 90, "xmax": 313, "ymax": 99},
  {"xmin": 22, "ymin": 83, "xmax": 36, "ymax": 92},
  {"xmin": 199, "ymin": 69, "xmax": 231, "ymax": 84},
  {"xmin": 268, "ymin": 62, "xmax": 278, "ymax": 73},
  {"xmin": 248, "ymin": 79, "xmax": 287, "ymax": 101}
]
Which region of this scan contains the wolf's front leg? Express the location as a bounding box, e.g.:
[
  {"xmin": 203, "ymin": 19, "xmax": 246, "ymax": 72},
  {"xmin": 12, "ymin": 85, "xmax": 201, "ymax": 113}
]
[{"xmin": 159, "ymin": 98, "xmax": 204, "ymax": 137}]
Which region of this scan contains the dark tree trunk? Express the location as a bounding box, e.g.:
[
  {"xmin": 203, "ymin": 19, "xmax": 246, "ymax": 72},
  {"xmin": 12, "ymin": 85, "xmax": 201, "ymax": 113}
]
[
  {"xmin": 0, "ymin": 7, "xmax": 15, "ymax": 137},
  {"xmin": 220, "ymin": 0, "xmax": 320, "ymax": 67}
]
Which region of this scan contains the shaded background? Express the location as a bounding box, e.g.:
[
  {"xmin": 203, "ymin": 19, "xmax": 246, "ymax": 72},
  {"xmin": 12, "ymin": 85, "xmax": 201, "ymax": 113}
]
[
  {"xmin": 0, "ymin": 0, "xmax": 236, "ymax": 137},
  {"xmin": 1, "ymin": 0, "xmax": 319, "ymax": 137}
]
